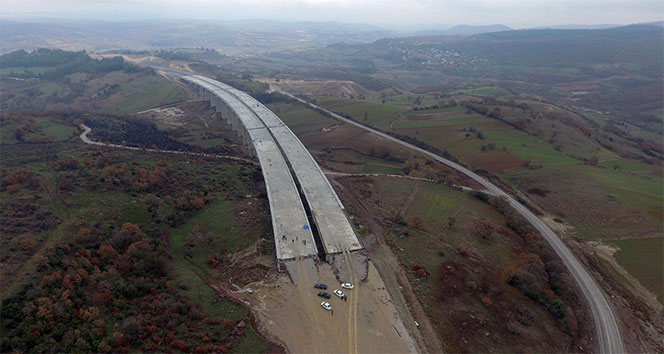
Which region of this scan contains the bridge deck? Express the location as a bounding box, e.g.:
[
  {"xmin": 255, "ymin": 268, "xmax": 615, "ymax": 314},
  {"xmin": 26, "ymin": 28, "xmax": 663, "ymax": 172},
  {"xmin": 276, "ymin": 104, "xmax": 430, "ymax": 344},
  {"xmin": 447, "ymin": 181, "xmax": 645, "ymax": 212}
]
[
  {"xmin": 182, "ymin": 76, "xmax": 317, "ymax": 260},
  {"xmin": 191, "ymin": 75, "xmax": 363, "ymax": 255}
]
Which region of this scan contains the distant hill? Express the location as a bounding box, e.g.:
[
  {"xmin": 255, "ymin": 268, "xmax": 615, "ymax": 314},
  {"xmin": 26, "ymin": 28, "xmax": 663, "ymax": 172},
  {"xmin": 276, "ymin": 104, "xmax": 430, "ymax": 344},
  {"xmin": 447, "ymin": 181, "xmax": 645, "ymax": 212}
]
[
  {"xmin": 410, "ymin": 24, "xmax": 512, "ymax": 36},
  {"xmin": 315, "ymin": 24, "xmax": 663, "ymax": 75},
  {"xmin": 266, "ymin": 23, "xmax": 662, "ymax": 133},
  {"xmin": 533, "ymin": 24, "xmax": 620, "ymax": 30},
  {"xmin": 0, "ymin": 19, "xmax": 393, "ymax": 53}
]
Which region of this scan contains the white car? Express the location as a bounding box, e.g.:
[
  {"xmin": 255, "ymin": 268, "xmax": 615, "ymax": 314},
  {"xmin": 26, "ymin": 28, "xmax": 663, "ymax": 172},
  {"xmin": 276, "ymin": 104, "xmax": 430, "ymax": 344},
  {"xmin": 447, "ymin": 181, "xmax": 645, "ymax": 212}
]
[
  {"xmin": 321, "ymin": 301, "xmax": 332, "ymax": 311},
  {"xmin": 333, "ymin": 289, "xmax": 345, "ymax": 299},
  {"xmin": 341, "ymin": 282, "xmax": 354, "ymax": 290}
]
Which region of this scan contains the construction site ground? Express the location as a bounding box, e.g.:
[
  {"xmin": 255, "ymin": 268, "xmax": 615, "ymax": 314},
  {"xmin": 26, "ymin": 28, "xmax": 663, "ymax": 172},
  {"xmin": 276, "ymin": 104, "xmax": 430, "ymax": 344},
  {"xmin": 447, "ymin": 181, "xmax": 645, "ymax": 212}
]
[{"xmin": 229, "ymin": 256, "xmax": 419, "ymax": 353}]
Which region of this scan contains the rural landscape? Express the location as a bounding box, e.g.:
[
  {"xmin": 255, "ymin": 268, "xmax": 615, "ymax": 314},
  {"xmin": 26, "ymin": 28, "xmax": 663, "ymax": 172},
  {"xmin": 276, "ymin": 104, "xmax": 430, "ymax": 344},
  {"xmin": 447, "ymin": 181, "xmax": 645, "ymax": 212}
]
[{"xmin": 1, "ymin": 2, "xmax": 662, "ymax": 353}]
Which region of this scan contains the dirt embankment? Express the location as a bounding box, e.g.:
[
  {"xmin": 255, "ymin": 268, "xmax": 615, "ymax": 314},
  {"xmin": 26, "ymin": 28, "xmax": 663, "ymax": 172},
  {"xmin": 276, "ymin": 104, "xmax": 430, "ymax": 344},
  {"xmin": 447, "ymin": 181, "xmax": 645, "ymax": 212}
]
[
  {"xmin": 573, "ymin": 241, "xmax": 663, "ymax": 353},
  {"xmin": 259, "ymin": 78, "xmax": 371, "ymax": 98}
]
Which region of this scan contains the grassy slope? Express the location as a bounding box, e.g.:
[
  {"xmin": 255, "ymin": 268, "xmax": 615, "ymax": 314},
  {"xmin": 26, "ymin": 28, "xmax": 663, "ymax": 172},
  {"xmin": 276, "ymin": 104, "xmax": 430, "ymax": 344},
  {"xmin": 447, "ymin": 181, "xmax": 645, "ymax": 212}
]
[
  {"xmin": 269, "ymin": 103, "xmax": 338, "ymax": 133},
  {"xmin": 1, "ymin": 117, "xmax": 77, "ymax": 144},
  {"xmin": 112, "ymin": 82, "xmax": 184, "ymax": 113},
  {"xmin": 328, "ymin": 149, "xmax": 404, "ymax": 174},
  {"xmin": 0, "ymin": 66, "xmax": 51, "ymax": 76},
  {"xmin": 28, "ymin": 117, "xmax": 77, "ymax": 141},
  {"xmin": 367, "ymin": 177, "xmax": 567, "ymax": 352},
  {"xmin": 312, "ymin": 93, "xmax": 662, "ymax": 303},
  {"xmin": 607, "ymin": 237, "xmax": 663, "ymax": 303},
  {"xmin": 168, "ymin": 199, "xmax": 270, "ymax": 352}
]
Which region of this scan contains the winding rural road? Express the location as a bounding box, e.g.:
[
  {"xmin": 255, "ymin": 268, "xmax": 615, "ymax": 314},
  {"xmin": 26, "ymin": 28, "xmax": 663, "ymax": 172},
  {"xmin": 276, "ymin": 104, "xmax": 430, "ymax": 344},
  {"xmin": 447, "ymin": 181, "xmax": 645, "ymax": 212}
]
[
  {"xmin": 280, "ymin": 89, "xmax": 624, "ymax": 354},
  {"xmin": 78, "ymin": 123, "xmax": 258, "ymax": 165}
]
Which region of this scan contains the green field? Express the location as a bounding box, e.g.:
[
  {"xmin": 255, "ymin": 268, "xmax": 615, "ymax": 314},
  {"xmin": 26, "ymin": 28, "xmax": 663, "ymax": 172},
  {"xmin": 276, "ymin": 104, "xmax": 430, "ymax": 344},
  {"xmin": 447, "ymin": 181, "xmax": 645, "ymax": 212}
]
[
  {"xmin": 28, "ymin": 117, "xmax": 77, "ymax": 141},
  {"xmin": 270, "ymin": 103, "xmax": 338, "ymax": 133},
  {"xmin": 168, "ymin": 199, "xmax": 270, "ymax": 352},
  {"xmin": 403, "ymin": 183, "xmax": 466, "ymax": 233},
  {"xmin": 394, "ymin": 108, "xmax": 493, "ymax": 128},
  {"xmin": 0, "ymin": 66, "xmax": 51, "ymax": 76},
  {"xmin": 38, "ymin": 82, "xmax": 63, "ymax": 96},
  {"xmin": 1, "ymin": 116, "xmax": 77, "ymax": 144},
  {"xmin": 398, "ymin": 120, "xmax": 576, "ymax": 166},
  {"xmin": 113, "ymin": 81, "xmax": 184, "ymax": 113},
  {"xmin": 328, "ymin": 149, "xmax": 404, "ymax": 174},
  {"xmin": 378, "ymin": 178, "xmax": 514, "ymax": 288},
  {"xmin": 315, "ymin": 96, "xmax": 406, "ymax": 128},
  {"xmin": 243, "ymin": 80, "xmax": 264, "ymax": 93},
  {"xmin": 504, "ymin": 163, "xmax": 662, "ymax": 240},
  {"xmin": 579, "ymin": 165, "xmax": 663, "ymax": 216},
  {"xmin": 170, "ymin": 198, "xmax": 259, "ymax": 270},
  {"xmin": 361, "ymin": 163, "xmax": 403, "ymax": 174},
  {"xmin": 608, "ymin": 237, "xmax": 663, "ymax": 303},
  {"xmin": 597, "ymin": 159, "xmax": 661, "ymax": 173},
  {"xmin": 452, "ymin": 86, "xmax": 506, "ymax": 96}
]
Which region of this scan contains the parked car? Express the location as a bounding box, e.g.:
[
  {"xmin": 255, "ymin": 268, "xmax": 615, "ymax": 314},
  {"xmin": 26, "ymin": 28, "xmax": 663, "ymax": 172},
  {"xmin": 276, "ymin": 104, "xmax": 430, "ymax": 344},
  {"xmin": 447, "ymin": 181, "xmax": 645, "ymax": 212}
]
[
  {"xmin": 321, "ymin": 301, "xmax": 332, "ymax": 311},
  {"xmin": 333, "ymin": 289, "xmax": 345, "ymax": 299},
  {"xmin": 314, "ymin": 283, "xmax": 327, "ymax": 289},
  {"xmin": 341, "ymin": 282, "xmax": 354, "ymax": 290},
  {"xmin": 318, "ymin": 291, "xmax": 331, "ymax": 299}
]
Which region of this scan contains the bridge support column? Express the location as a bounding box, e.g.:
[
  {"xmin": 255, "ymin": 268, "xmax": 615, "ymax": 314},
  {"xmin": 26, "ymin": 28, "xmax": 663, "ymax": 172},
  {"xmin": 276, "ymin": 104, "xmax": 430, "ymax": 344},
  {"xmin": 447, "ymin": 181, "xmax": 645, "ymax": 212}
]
[
  {"xmin": 213, "ymin": 95, "xmax": 221, "ymax": 110},
  {"xmin": 229, "ymin": 111, "xmax": 239, "ymax": 132},
  {"xmin": 242, "ymin": 127, "xmax": 250, "ymax": 146}
]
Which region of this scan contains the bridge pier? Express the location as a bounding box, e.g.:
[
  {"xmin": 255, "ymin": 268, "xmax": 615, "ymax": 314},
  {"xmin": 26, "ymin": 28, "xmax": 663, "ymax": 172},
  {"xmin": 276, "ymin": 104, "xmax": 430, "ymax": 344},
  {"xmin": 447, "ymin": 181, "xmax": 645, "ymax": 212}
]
[{"xmin": 193, "ymin": 86, "xmax": 255, "ymax": 156}]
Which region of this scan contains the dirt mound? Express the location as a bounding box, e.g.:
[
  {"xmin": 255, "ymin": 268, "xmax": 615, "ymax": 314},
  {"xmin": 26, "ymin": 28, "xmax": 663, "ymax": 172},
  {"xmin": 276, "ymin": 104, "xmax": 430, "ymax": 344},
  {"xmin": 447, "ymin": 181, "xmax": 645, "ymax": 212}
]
[{"xmin": 264, "ymin": 78, "xmax": 372, "ymax": 98}]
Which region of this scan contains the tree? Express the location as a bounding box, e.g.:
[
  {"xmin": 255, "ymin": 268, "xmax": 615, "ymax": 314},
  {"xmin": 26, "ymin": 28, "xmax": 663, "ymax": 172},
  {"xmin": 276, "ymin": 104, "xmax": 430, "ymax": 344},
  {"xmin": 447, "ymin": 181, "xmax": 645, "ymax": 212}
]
[
  {"xmin": 120, "ymin": 223, "xmax": 141, "ymax": 236},
  {"xmin": 191, "ymin": 197, "xmax": 205, "ymax": 210},
  {"xmin": 481, "ymin": 297, "xmax": 492, "ymax": 307},
  {"xmin": 585, "ymin": 155, "xmax": 599, "ymax": 166},
  {"xmin": 98, "ymin": 244, "xmax": 119, "ymax": 261},
  {"xmin": 6, "ymin": 184, "xmax": 21, "ymax": 194},
  {"xmin": 473, "ymin": 219, "xmax": 494, "ymax": 239},
  {"xmin": 444, "ymin": 173, "xmax": 461, "ymax": 187},
  {"xmin": 19, "ymin": 235, "xmax": 37, "ymax": 251},
  {"xmin": 408, "ymin": 216, "xmax": 425, "ymax": 230}
]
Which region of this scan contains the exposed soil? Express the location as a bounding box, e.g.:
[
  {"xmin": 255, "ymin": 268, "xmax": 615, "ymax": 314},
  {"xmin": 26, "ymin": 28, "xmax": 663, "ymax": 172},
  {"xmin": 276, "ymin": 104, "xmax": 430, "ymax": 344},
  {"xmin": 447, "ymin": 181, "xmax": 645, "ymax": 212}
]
[
  {"xmin": 330, "ymin": 175, "xmax": 443, "ymax": 353},
  {"xmin": 222, "ymin": 257, "xmax": 419, "ymax": 353},
  {"xmin": 260, "ymin": 78, "xmax": 372, "ymax": 98}
]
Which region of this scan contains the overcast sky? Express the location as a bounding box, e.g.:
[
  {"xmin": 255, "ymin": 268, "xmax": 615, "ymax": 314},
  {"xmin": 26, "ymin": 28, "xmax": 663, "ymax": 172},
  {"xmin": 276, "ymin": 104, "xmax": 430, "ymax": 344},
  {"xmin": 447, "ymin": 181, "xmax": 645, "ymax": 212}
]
[{"xmin": 2, "ymin": 0, "xmax": 663, "ymax": 28}]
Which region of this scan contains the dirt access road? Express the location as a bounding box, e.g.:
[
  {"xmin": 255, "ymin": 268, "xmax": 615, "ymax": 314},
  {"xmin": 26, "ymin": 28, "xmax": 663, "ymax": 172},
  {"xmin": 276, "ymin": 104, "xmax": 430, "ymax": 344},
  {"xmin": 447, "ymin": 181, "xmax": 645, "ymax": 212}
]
[{"xmin": 232, "ymin": 254, "xmax": 419, "ymax": 353}]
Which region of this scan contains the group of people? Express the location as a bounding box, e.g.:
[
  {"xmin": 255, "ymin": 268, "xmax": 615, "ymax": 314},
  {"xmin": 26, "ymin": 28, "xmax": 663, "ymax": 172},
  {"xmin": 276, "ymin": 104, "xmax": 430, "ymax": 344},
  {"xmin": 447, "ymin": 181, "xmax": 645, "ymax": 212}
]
[{"xmin": 281, "ymin": 235, "xmax": 307, "ymax": 245}]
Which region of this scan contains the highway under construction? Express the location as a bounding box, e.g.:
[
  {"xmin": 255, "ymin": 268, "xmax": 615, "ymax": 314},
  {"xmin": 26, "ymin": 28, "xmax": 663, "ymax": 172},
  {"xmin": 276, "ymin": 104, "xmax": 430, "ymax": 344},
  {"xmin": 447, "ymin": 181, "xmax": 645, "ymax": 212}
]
[{"xmin": 167, "ymin": 71, "xmax": 363, "ymax": 263}]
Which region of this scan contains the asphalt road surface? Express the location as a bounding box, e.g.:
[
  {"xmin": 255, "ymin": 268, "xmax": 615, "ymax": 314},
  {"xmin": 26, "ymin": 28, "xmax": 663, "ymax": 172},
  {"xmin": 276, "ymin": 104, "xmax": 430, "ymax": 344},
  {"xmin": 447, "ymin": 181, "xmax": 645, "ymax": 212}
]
[{"xmin": 281, "ymin": 89, "xmax": 624, "ymax": 354}]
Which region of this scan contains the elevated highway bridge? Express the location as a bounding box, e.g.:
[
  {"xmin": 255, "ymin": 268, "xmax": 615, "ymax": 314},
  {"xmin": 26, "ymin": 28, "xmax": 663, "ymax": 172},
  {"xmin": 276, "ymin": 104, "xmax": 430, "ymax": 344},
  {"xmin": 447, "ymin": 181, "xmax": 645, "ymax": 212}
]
[{"xmin": 163, "ymin": 70, "xmax": 363, "ymax": 262}]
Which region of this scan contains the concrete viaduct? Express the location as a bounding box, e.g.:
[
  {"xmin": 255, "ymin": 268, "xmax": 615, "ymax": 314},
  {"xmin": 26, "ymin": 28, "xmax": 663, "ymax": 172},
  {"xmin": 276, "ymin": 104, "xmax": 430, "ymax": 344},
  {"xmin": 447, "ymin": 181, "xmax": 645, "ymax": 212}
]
[{"xmin": 168, "ymin": 71, "xmax": 362, "ymax": 262}]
